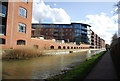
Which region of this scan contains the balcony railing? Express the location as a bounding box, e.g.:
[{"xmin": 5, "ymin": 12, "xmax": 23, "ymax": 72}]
[
  {"xmin": 81, "ymin": 31, "xmax": 87, "ymax": 34},
  {"xmin": 81, "ymin": 27, "xmax": 87, "ymax": 31}
]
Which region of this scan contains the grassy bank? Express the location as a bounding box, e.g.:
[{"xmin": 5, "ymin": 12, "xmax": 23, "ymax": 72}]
[
  {"xmin": 2, "ymin": 47, "xmax": 43, "ymax": 60},
  {"xmin": 47, "ymin": 51, "xmax": 106, "ymax": 81}
]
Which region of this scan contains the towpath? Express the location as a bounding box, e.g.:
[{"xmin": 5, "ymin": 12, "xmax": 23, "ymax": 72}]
[{"xmin": 85, "ymin": 51, "xmax": 118, "ymax": 80}]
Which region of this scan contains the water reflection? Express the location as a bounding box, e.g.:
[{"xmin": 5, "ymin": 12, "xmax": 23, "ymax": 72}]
[{"xmin": 2, "ymin": 50, "xmax": 101, "ymax": 79}]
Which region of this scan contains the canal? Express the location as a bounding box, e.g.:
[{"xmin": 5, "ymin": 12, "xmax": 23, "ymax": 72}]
[{"xmin": 2, "ymin": 49, "xmax": 102, "ymax": 79}]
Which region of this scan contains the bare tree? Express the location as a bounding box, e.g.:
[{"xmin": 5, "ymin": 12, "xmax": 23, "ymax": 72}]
[{"xmin": 34, "ymin": 25, "xmax": 42, "ymax": 38}]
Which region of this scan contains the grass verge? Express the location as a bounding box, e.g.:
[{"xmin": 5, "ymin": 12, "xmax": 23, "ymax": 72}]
[{"xmin": 47, "ymin": 51, "xmax": 106, "ymax": 81}]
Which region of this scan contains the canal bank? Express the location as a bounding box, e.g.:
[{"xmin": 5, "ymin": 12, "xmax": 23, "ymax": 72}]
[
  {"xmin": 1, "ymin": 48, "xmax": 103, "ymax": 59},
  {"xmin": 47, "ymin": 51, "xmax": 106, "ymax": 81},
  {"xmin": 2, "ymin": 50, "xmax": 104, "ymax": 79}
]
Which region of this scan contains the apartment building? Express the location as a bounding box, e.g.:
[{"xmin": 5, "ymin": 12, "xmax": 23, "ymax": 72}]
[
  {"xmin": 32, "ymin": 23, "xmax": 91, "ymax": 45},
  {"xmin": 89, "ymin": 30, "xmax": 105, "ymax": 49},
  {"xmin": 0, "ymin": 0, "xmax": 33, "ymax": 49}
]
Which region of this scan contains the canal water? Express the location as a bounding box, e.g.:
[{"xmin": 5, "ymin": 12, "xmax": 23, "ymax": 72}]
[{"xmin": 2, "ymin": 50, "xmax": 101, "ymax": 79}]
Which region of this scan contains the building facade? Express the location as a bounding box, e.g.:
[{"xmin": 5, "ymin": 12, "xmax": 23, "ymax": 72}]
[
  {"xmin": 32, "ymin": 23, "xmax": 91, "ymax": 45},
  {"xmin": 0, "ymin": 0, "xmax": 33, "ymax": 49},
  {"xmin": 0, "ymin": 0, "xmax": 105, "ymax": 50},
  {"xmin": 89, "ymin": 30, "xmax": 105, "ymax": 49}
]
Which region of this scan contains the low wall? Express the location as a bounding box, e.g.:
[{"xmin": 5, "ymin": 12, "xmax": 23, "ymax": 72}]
[{"xmin": 42, "ymin": 49, "xmax": 90, "ymax": 55}]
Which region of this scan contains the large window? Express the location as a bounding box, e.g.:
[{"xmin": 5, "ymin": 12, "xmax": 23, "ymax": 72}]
[
  {"xmin": 0, "ymin": 38, "xmax": 5, "ymax": 44},
  {"xmin": 17, "ymin": 40, "xmax": 25, "ymax": 45},
  {"xmin": 0, "ymin": 25, "xmax": 6, "ymax": 35},
  {"xmin": 19, "ymin": 7, "xmax": 27, "ymax": 18},
  {"xmin": 0, "ymin": 5, "xmax": 7, "ymax": 17},
  {"xmin": 18, "ymin": 23, "xmax": 26, "ymax": 33}
]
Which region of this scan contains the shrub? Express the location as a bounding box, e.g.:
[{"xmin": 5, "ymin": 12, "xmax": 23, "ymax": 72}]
[{"xmin": 2, "ymin": 47, "xmax": 43, "ymax": 59}]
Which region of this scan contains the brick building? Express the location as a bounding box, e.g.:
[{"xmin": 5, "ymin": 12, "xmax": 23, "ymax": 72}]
[
  {"xmin": 32, "ymin": 23, "xmax": 91, "ymax": 45},
  {"xmin": 0, "ymin": 0, "xmax": 105, "ymax": 50},
  {"xmin": 0, "ymin": 0, "xmax": 33, "ymax": 49},
  {"xmin": 89, "ymin": 29, "xmax": 105, "ymax": 49}
]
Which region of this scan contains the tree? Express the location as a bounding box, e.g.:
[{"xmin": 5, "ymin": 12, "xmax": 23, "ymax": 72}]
[
  {"xmin": 114, "ymin": 1, "xmax": 120, "ymax": 37},
  {"xmin": 111, "ymin": 33, "xmax": 118, "ymax": 47},
  {"xmin": 34, "ymin": 25, "xmax": 42, "ymax": 38}
]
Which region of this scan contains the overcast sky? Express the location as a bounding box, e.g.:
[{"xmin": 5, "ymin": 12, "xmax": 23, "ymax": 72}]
[{"xmin": 32, "ymin": 0, "xmax": 118, "ymax": 44}]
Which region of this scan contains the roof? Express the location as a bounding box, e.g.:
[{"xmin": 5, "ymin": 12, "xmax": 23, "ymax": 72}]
[{"xmin": 32, "ymin": 22, "xmax": 91, "ymax": 27}]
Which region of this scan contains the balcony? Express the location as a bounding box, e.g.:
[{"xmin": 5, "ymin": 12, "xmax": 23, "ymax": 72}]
[
  {"xmin": 91, "ymin": 38, "xmax": 94, "ymax": 40},
  {"xmin": 81, "ymin": 27, "xmax": 87, "ymax": 31},
  {"xmin": 81, "ymin": 31, "xmax": 87, "ymax": 35}
]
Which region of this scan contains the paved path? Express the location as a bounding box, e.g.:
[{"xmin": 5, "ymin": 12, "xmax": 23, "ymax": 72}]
[{"xmin": 85, "ymin": 51, "xmax": 118, "ymax": 80}]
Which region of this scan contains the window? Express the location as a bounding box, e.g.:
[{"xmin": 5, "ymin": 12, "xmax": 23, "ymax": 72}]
[
  {"xmin": 74, "ymin": 24, "xmax": 80, "ymax": 28},
  {"xmin": 17, "ymin": 40, "xmax": 25, "ymax": 45},
  {"xmin": 70, "ymin": 33, "xmax": 72, "ymax": 35},
  {"xmin": 0, "ymin": 25, "xmax": 6, "ymax": 35},
  {"xmin": 18, "ymin": 23, "xmax": 26, "ymax": 33},
  {"xmin": 0, "ymin": 38, "xmax": 5, "ymax": 44},
  {"xmin": 22, "ymin": 0, "xmax": 28, "ymax": 3},
  {"xmin": 46, "ymin": 29, "xmax": 48, "ymax": 31},
  {"xmin": 0, "ymin": 5, "xmax": 7, "ymax": 14},
  {"xmin": 19, "ymin": 7, "xmax": 27, "ymax": 18}
]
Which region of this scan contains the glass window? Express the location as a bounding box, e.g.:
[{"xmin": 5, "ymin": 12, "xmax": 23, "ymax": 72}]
[
  {"xmin": 66, "ymin": 33, "xmax": 68, "ymax": 35},
  {"xmin": 0, "ymin": 5, "xmax": 7, "ymax": 17},
  {"xmin": 59, "ymin": 25, "xmax": 63, "ymax": 27},
  {"xmin": 75, "ymin": 29, "xmax": 80, "ymax": 33},
  {"xmin": 54, "ymin": 25, "xmax": 59, "ymax": 27},
  {"xmin": 74, "ymin": 24, "xmax": 80, "ymax": 28},
  {"xmin": 1, "ymin": 5, "xmax": 6, "ymax": 14},
  {"xmin": 70, "ymin": 33, "xmax": 72, "ymax": 35},
  {"xmin": 46, "ymin": 29, "xmax": 48, "ymax": 31},
  {"xmin": 0, "ymin": 25, "xmax": 6, "ymax": 35},
  {"xmin": 0, "ymin": 38, "xmax": 5, "ymax": 44},
  {"xmin": 18, "ymin": 23, "xmax": 26, "ymax": 33},
  {"xmin": 17, "ymin": 40, "xmax": 25, "ymax": 45},
  {"xmin": 19, "ymin": 7, "xmax": 27, "ymax": 18},
  {"xmin": 54, "ymin": 29, "xmax": 58, "ymax": 32},
  {"xmin": 22, "ymin": 0, "xmax": 28, "ymax": 3},
  {"xmin": 32, "ymin": 24, "xmax": 37, "ymax": 27},
  {"xmin": 46, "ymin": 33, "xmax": 48, "ymax": 35}
]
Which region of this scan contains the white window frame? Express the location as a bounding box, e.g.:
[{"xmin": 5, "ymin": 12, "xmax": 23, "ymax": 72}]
[
  {"xmin": 19, "ymin": 7, "xmax": 27, "ymax": 18},
  {"xmin": 18, "ymin": 23, "xmax": 26, "ymax": 33}
]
